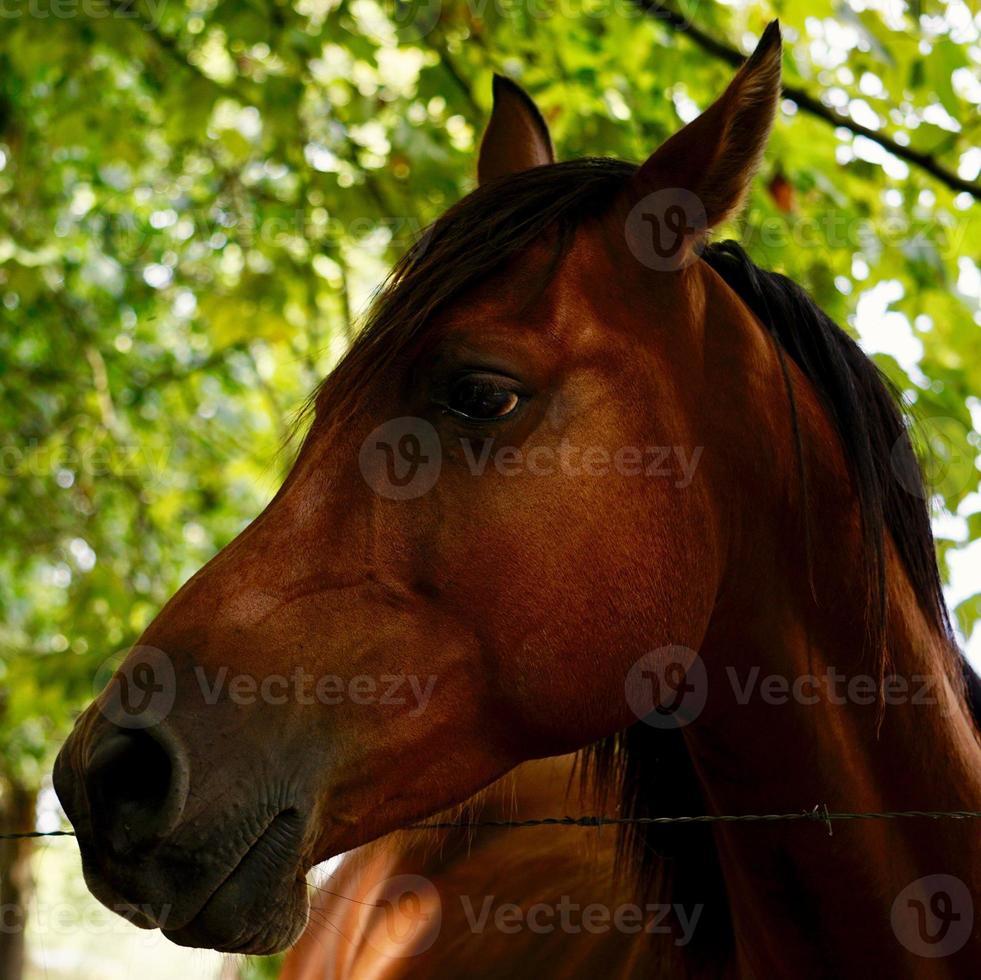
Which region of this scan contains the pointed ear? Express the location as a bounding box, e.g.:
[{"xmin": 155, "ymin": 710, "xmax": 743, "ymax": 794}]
[
  {"xmin": 634, "ymin": 21, "xmax": 782, "ymax": 227},
  {"xmin": 477, "ymin": 75, "xmax": 555, "ymax": 185}
]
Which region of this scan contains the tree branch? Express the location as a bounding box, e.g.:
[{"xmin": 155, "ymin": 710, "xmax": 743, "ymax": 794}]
[
  {"xmin": 633, "ymin": 1, "xmax": 980, "ymax": 200},
  {"xmin": 430, "ymin": 32, "xmax": 483, "ymax": 118}
]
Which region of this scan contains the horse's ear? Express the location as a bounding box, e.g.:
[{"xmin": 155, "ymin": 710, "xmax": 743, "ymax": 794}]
[
  {"xmin": 634, "ymin": 20, "xmax": 782, "ymax": 227},
  {"xmin": 477, "ymin": 75, "xmax": 555, "ymax": 185}
]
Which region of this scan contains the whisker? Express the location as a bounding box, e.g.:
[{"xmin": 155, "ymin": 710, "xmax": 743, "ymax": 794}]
[
  {"xmin": 306, "ymin": 880, "xmax": 381, "ymax": 908},
  {"xmin": 306, "ymin": 904, "xmax": 365, "ymax": 947}
]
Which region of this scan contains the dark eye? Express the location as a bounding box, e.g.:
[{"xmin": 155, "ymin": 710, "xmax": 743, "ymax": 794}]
[{"xmin": 445, "ymin": 373, "xmax": 522, "ymax": 421}]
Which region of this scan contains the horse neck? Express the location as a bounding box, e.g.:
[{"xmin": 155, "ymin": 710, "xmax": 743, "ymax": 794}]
[{"xmin": 681, "ymin": 265, "xmax": 981, "ymax": 976}]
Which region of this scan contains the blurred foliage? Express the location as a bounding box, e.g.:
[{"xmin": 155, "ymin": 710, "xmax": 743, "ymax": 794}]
[
  {"xmin": 0, "ymin": 0, "xmax": 978, "ymax": 819},
  {"xmin": 241, "ymin": 954, "xmax": 285, "ymax": 979}
]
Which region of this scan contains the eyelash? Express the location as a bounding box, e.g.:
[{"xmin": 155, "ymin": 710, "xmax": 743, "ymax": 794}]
[{"xmin": 434, "ymin": 372, "xmax": 527, "ymax": 423}]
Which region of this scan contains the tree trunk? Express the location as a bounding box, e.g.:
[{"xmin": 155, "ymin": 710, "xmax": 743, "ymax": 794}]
[{"xmin": 0, "ymin": 780, "xmax": 36, "ymax": 980}]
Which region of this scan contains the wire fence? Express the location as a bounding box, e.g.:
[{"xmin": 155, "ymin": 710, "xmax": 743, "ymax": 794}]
[{"xmin": 6, "ymin": 806, "xmax": 981, "ymax": 842}]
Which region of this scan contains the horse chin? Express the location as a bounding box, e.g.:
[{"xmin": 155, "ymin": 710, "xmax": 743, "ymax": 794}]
[
  {"xmin": 161, "ymin": 808, "xmax": 311, "ymax": 954},
  {"xmin": 163, "ymin": 875, "xmax": 309, "ymax": 955}
]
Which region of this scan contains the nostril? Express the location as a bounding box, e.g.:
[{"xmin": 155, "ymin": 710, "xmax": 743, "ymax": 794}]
[
  {"xmin": 85, "ymin": 727, "xmax": 188, "ymax": 855},
  {"xmin": 89, "ymin": 729, "xmax": 171, "ymax": 809}
]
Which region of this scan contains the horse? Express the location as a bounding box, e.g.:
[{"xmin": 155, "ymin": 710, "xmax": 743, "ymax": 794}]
[{"xmin": 53, "ymin": 20, "xmax": 981, "ymax": 977}]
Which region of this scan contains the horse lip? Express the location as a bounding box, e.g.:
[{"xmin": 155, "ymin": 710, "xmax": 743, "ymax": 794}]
[
  {"xmin": 79, "ymin": 806, "xmax": 304, "ymax": 936},
  {"xmin": 160, "ymin": 807, "xmax": 306, "ymax": 945}
]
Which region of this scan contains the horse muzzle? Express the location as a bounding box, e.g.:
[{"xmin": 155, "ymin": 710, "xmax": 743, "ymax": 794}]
[{"xmin": 53, "ymin": 707, "xmax": 312, "ymax": 954}]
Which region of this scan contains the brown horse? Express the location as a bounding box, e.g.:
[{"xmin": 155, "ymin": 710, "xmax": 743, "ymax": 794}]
[{"xmin": 54, "ymin": 21, "xmax": 981, "ymax": 977}]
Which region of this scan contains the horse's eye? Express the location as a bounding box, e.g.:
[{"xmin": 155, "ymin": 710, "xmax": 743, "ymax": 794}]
[{"xmin": 446, "ymin": 374, "xmax": 522, "ymax": 421}]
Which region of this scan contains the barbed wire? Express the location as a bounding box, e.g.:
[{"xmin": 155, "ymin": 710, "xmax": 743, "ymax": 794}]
[
  {"xmin": 411, "ymin": 807, "xmax": 981, "ymax": 838},
  {"xmin": 7, "ymin": 807, "xmax": 981, "ymax": 842},
  {"xmin": 0, "ymin": 830, "xmax": 77, "ymax": 841}
]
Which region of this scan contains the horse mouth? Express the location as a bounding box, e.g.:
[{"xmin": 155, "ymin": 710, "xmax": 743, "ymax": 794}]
[{"xmin": 163, "ymin": 808, "xmax": 310, "ymax": 954}]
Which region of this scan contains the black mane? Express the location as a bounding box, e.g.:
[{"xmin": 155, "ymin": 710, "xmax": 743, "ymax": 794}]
[{"xmin": 700, "ymin": 239, "xmax": 953, "ymax": 654}]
